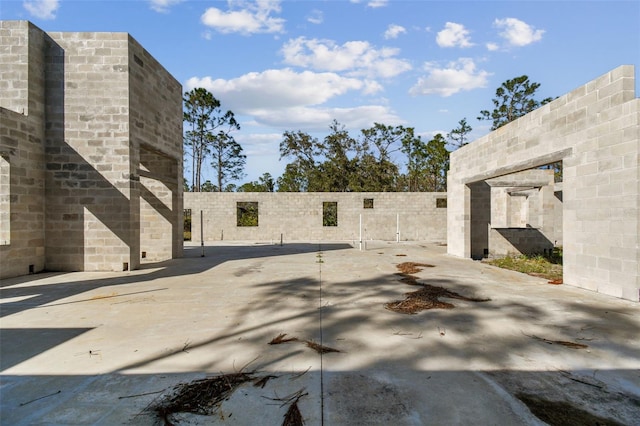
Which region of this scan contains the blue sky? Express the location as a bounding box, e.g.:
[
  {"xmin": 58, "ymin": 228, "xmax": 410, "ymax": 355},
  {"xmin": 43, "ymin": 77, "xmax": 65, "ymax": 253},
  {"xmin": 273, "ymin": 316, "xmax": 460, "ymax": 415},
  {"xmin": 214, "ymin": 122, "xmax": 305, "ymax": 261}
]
[{"xmin": 3, "ymin": 0, "xmax": 639, "ymax": 186}]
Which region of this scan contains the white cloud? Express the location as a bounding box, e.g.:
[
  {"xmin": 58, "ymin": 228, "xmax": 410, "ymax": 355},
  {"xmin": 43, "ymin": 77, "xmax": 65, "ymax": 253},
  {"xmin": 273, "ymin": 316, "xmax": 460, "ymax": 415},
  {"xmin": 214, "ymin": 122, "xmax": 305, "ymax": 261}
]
[
  {"xmin": 350, "ymin": 0, "xmax": 388, "ymax": 8},
  {"xmin": 367, "ymin": 0, "xmax": 389, "ymax": 8},
  {"xmin": 436, "ymin": 22, "xmax": 473, "ymax": 48},
  {"xmin": 186, "ymin": 69, "xmax": 401, "ymax": 131},
  {"xmin": 384, "ymin": 24, "xmax": 407, "ymax": 40},
  {"xmin": 201, "ymin": 0, "xmax": 285, "ymax": 35},
  {"xmin": 280, "ymin": 37, "xmax": 412, "ymax": 78},
  {"xmin": 186, "ymin": 68, "xmax": 377, "ymax": 111},
  {"xmin": 250, "ymin": 105, "xmax": 403, "ymax": 131},
  {"xmin": 149, "ymin": 0, "xmax": 184, "ymax": 13},
  {"xmin": 494, "ymin": 17, "xmax": 544, "ymax": 47},
  {"xmin": 307, "ymin": 9, "xmax": 323, "ymax": 24},
  {"xmin": 409, "ymin": 58, "xmax": 491, "ymax": 97},
  {"xmin": 23, "ymin": 0, "xmax": 59, "ymax": 20},
  {"xmin": 486, "ymin": 42, "xmax": 499, "ymax": 51}
]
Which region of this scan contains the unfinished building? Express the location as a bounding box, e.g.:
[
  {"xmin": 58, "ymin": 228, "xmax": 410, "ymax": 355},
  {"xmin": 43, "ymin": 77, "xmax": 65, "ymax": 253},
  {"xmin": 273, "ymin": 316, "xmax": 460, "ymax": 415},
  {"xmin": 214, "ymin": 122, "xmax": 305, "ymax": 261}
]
[
  {"xmin": 185, "ymin": 192, "xmax": 448, "ymax": 243},
  {"xmin": 448, "ymin": 65, "xmax": 639, "ymax": 302},
  {"xmin": 0, "ymin": 21, "xmax": 183, "ymax": 278}
]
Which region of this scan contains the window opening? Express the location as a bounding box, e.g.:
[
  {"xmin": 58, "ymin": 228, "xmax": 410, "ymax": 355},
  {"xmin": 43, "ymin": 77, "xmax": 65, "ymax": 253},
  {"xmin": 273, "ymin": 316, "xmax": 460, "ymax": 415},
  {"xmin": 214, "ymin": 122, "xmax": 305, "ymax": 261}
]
[
  {"xmin": 436, "ymin": 198, "xmax": 447, "ymax": 208},
  {"xmin": 183, "ymin": 209, "xmax": 192, "ymax": 241},
  {"xmin": 323, "ymin": 201, "xmax": 338, "ymax": 226},
  {"xmin": 363, "ymin": 198, "xmax": 374, "ymax": 209},
  {"xmin": 237, "ymin": 202, "xmax": 259, "ymax": 226}
]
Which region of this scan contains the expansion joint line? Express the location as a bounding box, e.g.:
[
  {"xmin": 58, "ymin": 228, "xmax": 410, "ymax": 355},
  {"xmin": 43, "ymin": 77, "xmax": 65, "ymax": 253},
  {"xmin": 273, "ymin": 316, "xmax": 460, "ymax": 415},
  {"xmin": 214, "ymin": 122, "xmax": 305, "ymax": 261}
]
[{"xmin": 317, "ymin": 243, "xmax": 325, "ymax": 426}]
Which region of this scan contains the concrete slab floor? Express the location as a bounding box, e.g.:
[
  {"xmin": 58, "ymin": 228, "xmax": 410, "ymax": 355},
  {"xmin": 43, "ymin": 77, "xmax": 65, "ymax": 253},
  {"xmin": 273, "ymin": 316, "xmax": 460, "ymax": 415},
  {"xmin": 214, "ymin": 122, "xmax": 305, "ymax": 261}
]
[{"xmin": 1, "ymin": 241, "xmax": 639, "ymax": 425}]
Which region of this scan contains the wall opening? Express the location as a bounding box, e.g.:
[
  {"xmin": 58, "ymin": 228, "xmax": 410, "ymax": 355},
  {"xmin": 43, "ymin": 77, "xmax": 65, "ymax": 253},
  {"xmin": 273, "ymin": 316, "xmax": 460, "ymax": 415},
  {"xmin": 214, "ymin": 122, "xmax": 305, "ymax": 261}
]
[
  {"xmin": 237, "ymin": 202, "xmax": 258, "ymax": 226},
  {"xmin": 323, "ymin": 201, "xmax": 338, "ymax": 226},
  {"xmin": 436, "ymin": 198, "xmax": 447, "ymax": 208},
  {"xmin": 0, "ymin": 155, "xmax": 9, "ymax": 245},
  {"xmin": 183, "ymin": 208, "xmax": 191, "ymax": 241},
  {"xmin": 363, "ymin": 198, "xmax": 374, "ymax": 209}
]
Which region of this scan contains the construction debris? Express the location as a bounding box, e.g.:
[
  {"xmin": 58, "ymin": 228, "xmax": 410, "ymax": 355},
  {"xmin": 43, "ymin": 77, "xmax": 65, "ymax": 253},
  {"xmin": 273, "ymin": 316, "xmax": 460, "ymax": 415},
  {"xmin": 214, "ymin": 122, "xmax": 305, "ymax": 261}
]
[
  {"xmin": 305, "ymin": 340, "xmax": 341, "ymax": 354},
  {"xmin": 268, "ymin": 334, "xmax": 341, "ymax": 354},
  {"xmin": 386, "ymin": 262, "xmax": 489, "ymax": 314},
  {"xmin": 396, "ymin": 262, "xmax": 435, "ymax": 274},
  {"xmin": 523, "ymin": 332, "xmax": 588, "ymax": 349},
  {"xmin": 282, "ymin": 396, "xmax": 305, "ymax": 426},
  {"xmin": 149, "ymin": 372, "xmax": 254, "ymax": 425},
  {"xmin": 269, "ymin": 333, "xmax": 299, "ymax": 345},
  {"xmin": 253, "ymin": 375, "xmax": 279, "ymax": 388}
]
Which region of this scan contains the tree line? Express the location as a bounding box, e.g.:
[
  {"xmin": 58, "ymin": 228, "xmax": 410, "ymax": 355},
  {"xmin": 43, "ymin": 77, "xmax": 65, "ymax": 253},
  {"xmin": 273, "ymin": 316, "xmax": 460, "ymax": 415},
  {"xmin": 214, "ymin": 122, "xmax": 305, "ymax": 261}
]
[{"xmin": 183, "ymin": 75, "xmax": 553, "ymax": 193}]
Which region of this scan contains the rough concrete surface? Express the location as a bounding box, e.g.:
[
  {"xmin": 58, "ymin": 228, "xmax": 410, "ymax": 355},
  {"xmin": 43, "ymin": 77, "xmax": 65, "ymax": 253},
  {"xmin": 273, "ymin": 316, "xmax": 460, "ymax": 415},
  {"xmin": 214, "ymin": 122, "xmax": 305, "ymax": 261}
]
[{"xmin": 1, "ymin": 242, "xmax": 639, "ymax": 425}]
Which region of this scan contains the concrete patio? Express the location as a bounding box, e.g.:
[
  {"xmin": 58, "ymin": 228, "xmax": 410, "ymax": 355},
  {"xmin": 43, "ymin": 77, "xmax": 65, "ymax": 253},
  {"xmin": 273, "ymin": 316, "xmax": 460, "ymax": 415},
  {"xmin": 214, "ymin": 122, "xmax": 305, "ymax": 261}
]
[{"xmin": 1, "ymin": 242, "xmax": 639, "ymax": 425}]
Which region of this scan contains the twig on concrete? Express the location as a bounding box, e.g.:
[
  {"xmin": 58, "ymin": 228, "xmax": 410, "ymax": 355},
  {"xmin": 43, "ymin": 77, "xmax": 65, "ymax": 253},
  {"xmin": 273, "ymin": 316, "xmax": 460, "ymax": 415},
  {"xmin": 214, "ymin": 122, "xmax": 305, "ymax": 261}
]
[
  {"xmin": 289, "ymin": 366, "xmax": 311, "ymax": 380},
  {"xmin": 557, "ymin": 370, "xmax": 604, "ymax": 389},
  {"xmin": 19, "ymin": 390, "xmax": 61, "ymax": 406},
  {"xmin": 522, "ymin": 332, "xmax": 588, "ymax": 349},
  {"xmin": 118, "ymin": 390, "xmax": 164, "ymax": 399},
  {"xmin": 392, "ymin": 330, "xmax": 423, "ymax": 339}
]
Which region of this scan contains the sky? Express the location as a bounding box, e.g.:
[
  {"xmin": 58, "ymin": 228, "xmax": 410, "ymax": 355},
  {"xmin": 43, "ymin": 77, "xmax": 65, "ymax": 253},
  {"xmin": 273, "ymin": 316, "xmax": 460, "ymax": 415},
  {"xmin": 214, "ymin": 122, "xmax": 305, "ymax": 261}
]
[{"xmin": 2, "ymin": 0, "xmax": 639, "ymax": 187}]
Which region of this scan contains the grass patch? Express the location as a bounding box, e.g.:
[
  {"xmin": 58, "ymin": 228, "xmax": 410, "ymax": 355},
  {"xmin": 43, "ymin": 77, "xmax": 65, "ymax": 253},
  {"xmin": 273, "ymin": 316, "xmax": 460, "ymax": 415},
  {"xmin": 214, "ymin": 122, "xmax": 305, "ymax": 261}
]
[{"xmin": 486, "ymin": 248, "xmax": 563, "ymax": 281}]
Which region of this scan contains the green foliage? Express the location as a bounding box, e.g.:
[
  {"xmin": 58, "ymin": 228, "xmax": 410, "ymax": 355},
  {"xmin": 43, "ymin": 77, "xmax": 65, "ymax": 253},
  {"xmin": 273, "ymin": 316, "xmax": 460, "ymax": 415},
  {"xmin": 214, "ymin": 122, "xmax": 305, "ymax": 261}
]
[
  {"xmin": 447, "ymin": 118, "xmax": 473, "ymax": 148},
  {"xmin": 211, "ymin": 132, "xmax": 246, "ymax": 192},
  {"xmin": 200, "ymin": 180, "xmax": 217, "ymax": 192},
  {"xmin": 486, "ymin": 249, "xmax": 563, "ymax": 281},
  {"xmin": 478, "ymin": 75, "xmax": 553, "ymax": 130},
  {"xmin": 183, "ymin": 88, "xmax": 242, "ymax": 192},
  {"xmin": 183, "ymin": 209, "xmax": 192, "ymax": 241},
  {"xmin": 237, "ymin": 202, "xmax": 258, "ymax": 226},
  {"xmin": 277, "ymin": 120, "xmax": 450, "ymax": 192},
  {"xmin": 322, "ymin": 202, "xmax": 338, "ymax": 226},
  {"xmin": 238, "ymin": 173, "xmax": 275, "ymax": 192}
]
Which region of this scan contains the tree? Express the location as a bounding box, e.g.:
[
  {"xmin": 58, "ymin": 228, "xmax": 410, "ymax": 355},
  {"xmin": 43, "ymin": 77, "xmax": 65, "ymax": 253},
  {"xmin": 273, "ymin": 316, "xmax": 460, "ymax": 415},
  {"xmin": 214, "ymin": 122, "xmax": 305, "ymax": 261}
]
[
  {"xmin": 276, "ymin": 163, "xmax": 308, "ymax": 192},
  {"xmin": 361, "ymin": 123, "xmax": 405, "ymax": 161},
  {"xmin": 200, "ymin": 180, "xmax": 217, "ymax": 192},
  {"xmin": 183, "ymin": 88, "xmax": 241, "ymax": 191},
  {"xmin": 210, "ymin": 132, "xmax": 246, "ymax": 192},
  {"xmin": 478, "ymin": 75, "xmax": 553, "ymax": 130},
  {"xmin": 238, "ymin": 172, "xmax": 276, "ymax": 192},
  {"xmin": 423, "ymin": 134, "xmax": 450, "ymax": 192},
  {"xmin": 400, "ymin": 130, "xmax": 427, "ymax": 192},
  {"xmin": 447, "ymin": 118, "xmax": 472, "ymax": 148}
]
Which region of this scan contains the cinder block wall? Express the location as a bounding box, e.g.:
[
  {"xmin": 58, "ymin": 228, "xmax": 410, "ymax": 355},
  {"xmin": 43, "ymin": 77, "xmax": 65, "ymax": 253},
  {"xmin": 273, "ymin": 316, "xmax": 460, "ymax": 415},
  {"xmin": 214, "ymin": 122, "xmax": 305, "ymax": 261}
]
[
  {"xmin": 185, "ymin": 192, "xmax": 447, "ymax": 243},
  {"xmin": 0, "ymin": 21, "xmax": 183, "ymax": 278},
  {"xmin": 0, "ymin": 21, "xmax": 47, "ymax": 277},
  {"xmin": 448, "ymin": 65, "xmax": 639, "ymax": 301},
  {"xmin": 43, "ymin": 31, "xmax": 133, "ymax": 272},
  {"xmin": 129, "ymin": 36, "xmax": 183, "ymax": 264}
]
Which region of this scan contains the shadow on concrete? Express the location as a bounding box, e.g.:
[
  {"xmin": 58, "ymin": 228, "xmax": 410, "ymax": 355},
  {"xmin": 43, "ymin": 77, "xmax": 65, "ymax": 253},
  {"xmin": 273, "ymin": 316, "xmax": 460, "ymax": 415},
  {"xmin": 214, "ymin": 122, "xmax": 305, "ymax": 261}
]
[
  {"xmin": 1, "ymin": 243, "xmax": 639, "ymax": 424},
  {"xmin": 0, "ymin": 328, "xmax": 93, "ymax": 371},
  {"xmin": 0, "ymin": 243, "xmax": 352, "ymax": 318}
]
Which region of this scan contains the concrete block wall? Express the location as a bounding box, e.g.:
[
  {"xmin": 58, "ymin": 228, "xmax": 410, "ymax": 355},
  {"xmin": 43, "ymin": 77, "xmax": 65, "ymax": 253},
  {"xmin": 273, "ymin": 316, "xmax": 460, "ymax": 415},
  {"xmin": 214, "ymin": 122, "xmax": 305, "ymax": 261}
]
[
  {"xmin": 129, "ymin": 37, "xmax": 183, "ymax": 263},
  {"xmin": 185, "ymin": 192, "xmax": 447, "ymax": 243},
  {"xmin": 0, "ymin": 21, "xmax": 183, "ymax": 278},
  {"xmin": 488, "ymin": 228, "xmax": 554, "ymax": 257},
  {"xmin": 139, "ymin": 147, "xmax": 181, "ymax": 262},
  {"xmin": 43, "ymin": 30, "xmax": 133, "ymax": 272},
  {"xmin": 448, "ymin": 65, "xmax": 639, "ymax": 301},
  {"xmin": 0, "ymin": 21, "xmax": 47, "ymax": 277}
]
